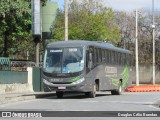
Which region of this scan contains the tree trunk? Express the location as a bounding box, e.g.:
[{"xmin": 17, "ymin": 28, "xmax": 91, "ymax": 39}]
[{"xmin": 3, "ymin": 31, "xmax": 8, "ymax": 57}]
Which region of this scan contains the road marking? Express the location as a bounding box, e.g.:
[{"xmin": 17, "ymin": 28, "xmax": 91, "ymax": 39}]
[
  {"xmin": 0, "ymin": 105, "xmax": 5, "ymax": 108},
  {"xmin": 81, "ymin": 101, "xmax": 98, "ymax": 103},
  {"xmin": 51, "ymin": 101, "xmax": 63, "ymax": 103},
  {"xmin": 108, "ymin": 101, "xmax": 153, "ymax": 105}
]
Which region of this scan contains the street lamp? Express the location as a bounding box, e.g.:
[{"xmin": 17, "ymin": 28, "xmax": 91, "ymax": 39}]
[
  {"xmin": 152, "ymin": 0, "xmax": 155, "ymax": 85},
  {"xmin": 135, "ymin": 9, "xmax": 139, "ymax": 86}
]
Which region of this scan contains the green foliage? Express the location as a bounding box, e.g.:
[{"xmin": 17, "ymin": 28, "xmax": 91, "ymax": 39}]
[
  {"xmin": 0, "ymin": 0, "xmax": 47, "ymax": 59},
  {"xmin": 52, "ymin": 0, "xmax": 120, "ymax": 44},
  {"xmin": 0, "ymin": 0, "xmax": 32, "ymax": 57}
]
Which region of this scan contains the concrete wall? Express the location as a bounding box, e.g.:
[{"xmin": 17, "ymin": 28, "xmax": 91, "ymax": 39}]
[
  {"xmin": 0, "ymin": 67, "xmax": 41, "ymax": 94},
  {"xmin": 0, "ymin": 84, "xmax": 30, "ymax": 94},
  {"xmin": 131, "ymin": 64, "xmax": 160, "ymax": 84},
  {"xmin": 0, "ymin": 71, "xmax": 28, "ymax": 84}
]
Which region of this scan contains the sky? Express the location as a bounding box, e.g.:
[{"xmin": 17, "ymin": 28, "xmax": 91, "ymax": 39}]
[{"xmin": 51, "ymin": 0, "xmax": 160, "ymax": 12}]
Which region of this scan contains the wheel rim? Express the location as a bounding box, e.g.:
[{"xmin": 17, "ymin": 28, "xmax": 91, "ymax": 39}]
[
  {"xmin": 119, "ymin": 85, "xmax": 122, "ymax": 93},
  {"xmin": 94, "ymin": 84, "xmax": 96, "ymax": 97}
]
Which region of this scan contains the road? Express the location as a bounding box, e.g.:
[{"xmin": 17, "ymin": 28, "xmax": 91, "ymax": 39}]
[{"xmin": 0, "ymin": 92, "xmax": 160, "ymax": 120}]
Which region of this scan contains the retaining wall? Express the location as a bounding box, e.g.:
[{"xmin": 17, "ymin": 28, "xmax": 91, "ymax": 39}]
[
  {"xmin": 0, "ymin": 67, "xmax": 42, "ymax": 94},
  {"xmin": 131, "ymin": 64, "xmax": 160, "ymax": 84}
]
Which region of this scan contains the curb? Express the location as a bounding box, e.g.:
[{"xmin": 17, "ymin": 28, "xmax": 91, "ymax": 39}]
[
  {"xmin": 0, "ymin": 95, "xmax": 35, "ymax": 105},
  {"xmin": 125, "ymin": 85, "xmax": 160, "ymax": 92},
  {"xmin": 0, "ymin": 92, "xmax": 56, "ymax": 105}
]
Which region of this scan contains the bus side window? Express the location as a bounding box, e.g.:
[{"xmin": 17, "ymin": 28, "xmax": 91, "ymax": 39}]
[
  {"xmin": 124, "ymin": 54, "xmax": 126, "ymax": 65},
  {"xmin": 89, "ymin": 46, "xmax": 94, "ymax": 66},
  {"xmin": 111, "ymin": 51, "xmax": 114, "ymax": 64},
  {"xmin": 107, "ymin": 51, "xmax": 109, "ymax": 63},
  {"xmin": 118, "ymin": 52, "xmax": 121, "ymax": 65},
  {"xmin": 114, "ymin": 52, "xmax": 116, "ymax": 64},
  {"xmin": 99, "ymin": 48, "xmax": 102, "ymax": 63},
  {"xmin": 121, "ymin": 53, "xmax": 124, "ymax": 65},
  {"xmin": 96, "ymin": 48, "xmax": 98, "ymax": 64},
  {"xmin": 129, "ymin": 54, "xmax": 131, "ymax": 66},
  {"xmin": 102, "ymin": 49, "xmax": 105, "ymax": 62},
  {"xmin": 113, "ymin": 52, "xmax": 115, "ymax": 64},
  {"xmin": 92, "ymin": 48, "xmax": 95, "ymax": 67},
  {"xmin": 115, "ymin": 52, "xmax": 117, "ymax": 65},
  {"xmin": 122, "ymin": 53, "xmax": 126, "ymax": 65},
  {"xmin": 105, "ymin": 50, "xmax": 107, "ymax": 63},
  {"xmin": 86, "ymin": 50, "xmax": 89, "ymax": 68},
  {"xmin": 108, "ymin": 51, "xmax": 111, "ymax": 64},
  {"xmin": 93, "ymin": 47, "xmax": 96, "ymax": 66},
  {"xmin": 127, "ymin": 54, "xmax": 131, "ymax": 65},
  {"xmin": 111, "ymin": 51, "xmax": 113, "ymax": 64},
  {"xmin": 120, "ymin": 53, "xmax": 123, "ymax": 65}
]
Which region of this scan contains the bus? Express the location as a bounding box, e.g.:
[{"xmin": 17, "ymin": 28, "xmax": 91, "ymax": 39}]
[{"xmin": 42, "ymin": 40, "xmax": 132, "ymax": 98}]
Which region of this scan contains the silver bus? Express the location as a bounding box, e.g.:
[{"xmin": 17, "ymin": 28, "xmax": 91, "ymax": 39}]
[{"xmin": 42, "ymin": 40, "xmax": 132, "ymax": 98}]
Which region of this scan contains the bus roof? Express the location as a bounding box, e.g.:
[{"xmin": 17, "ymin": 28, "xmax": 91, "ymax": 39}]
[{"xmin": 47, "ymin": 40, "xmax": 132, "ymax": 54}]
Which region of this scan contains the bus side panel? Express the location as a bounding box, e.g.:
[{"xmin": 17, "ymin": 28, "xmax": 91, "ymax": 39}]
[
  {"xmin": 98, "ymin": 63, "xmax": 120, "ymax": 91},
  {"xmin": 85, "ymin": 64, "xmax": 113, "ymax": 91},
  {"xmin": 85, "ymin": 63, "xmax": 132, "ymax": 91}
]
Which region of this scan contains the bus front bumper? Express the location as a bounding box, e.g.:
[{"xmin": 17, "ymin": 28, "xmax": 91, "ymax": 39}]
[{"xmin": 43, "ymin": 78, "xmax": 88, "ymax": 92}]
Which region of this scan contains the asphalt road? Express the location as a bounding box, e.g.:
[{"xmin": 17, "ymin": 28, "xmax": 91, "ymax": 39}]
[{"xmin": 0, "ymin": 92, "xmax": 160, "ymax": 120}]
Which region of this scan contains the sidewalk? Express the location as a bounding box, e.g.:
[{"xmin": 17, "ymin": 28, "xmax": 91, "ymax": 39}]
[{"xmin": 0, "ymin": 92, "xmax": 56, "ymax": 105}]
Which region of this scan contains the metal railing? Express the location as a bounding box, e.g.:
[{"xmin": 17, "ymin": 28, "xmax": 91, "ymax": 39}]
[
  {"xmin": 0, "ymin": 57, "xmax": 11, "ymax": 70},
  {"xmin": 11, "ymin": 61, "xmax": 36, "ymax": 71}
]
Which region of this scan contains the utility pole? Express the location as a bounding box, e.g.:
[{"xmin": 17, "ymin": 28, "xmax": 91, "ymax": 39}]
[
  {"xmin": 135, "ymin": 9, "xmax": 139, "ymax": 86},
  {"xmin": 64, "ymin": 0, "xmax": 68, "ymax": 41},
  {"xmin": 152, "ymin": 0, "xmax": 156, "ymax": 84}
]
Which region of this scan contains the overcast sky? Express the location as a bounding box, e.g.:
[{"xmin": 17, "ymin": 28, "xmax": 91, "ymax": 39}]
[
  {"xmin": 51, "ymin": 0, "xmax": 160, "ymax": 12},
  {"xmin": 105, "ymin": 0, "xmax": 160, "ymax": 11}
]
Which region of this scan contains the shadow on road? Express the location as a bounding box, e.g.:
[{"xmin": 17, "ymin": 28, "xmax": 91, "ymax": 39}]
[{"xmin": 33, "ymin": 92, "xmax": 112, "ymax": 99}]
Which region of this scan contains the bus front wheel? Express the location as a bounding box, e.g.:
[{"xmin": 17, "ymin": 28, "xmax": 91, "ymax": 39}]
[
  {"xmin": 85, "ymin": 83, "xmax": 96, "ymax": 98},
  {"xmin": 56, "ymin": 91, "xmax": 64, "ymax": 98}
]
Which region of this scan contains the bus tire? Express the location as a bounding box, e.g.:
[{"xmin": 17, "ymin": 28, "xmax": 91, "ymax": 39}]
[
  {"xmin": 111, "ymin": 82, "xmax": 123, "ymax": 95},
  {"xmin": 87, "ymin": 83, "xmax": 96, "ymax": 98},
  {"xmin": 56, "ymin": 91, "xmax": 63, "ymax": 98}
]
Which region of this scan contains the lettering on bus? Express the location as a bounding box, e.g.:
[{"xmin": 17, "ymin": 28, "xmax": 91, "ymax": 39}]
[
  {"xmin": 105, "ymin": 66, "xmax": 117, "ymax": 77},
  {"xmin": 50, "ymin": 50, "xmax": 62, "ymax": 53}
]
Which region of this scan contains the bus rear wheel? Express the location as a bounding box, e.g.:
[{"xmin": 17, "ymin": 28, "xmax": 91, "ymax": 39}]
[
  {"xmin": 85, "ymin": 83, "xmax": 96, "ymax": 98},
  {"xmin": 111, "ymin": 82, "xmax": 122, "ymax": 95},
  {"xmin": 56, "ymin": 91, "xmax": 64, "ymax": 98}
]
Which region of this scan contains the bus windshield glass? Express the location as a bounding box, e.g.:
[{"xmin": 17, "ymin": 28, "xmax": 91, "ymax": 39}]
[{"xmin": 43, "ymin": 47, "xmax": 84, "ymax": 73}]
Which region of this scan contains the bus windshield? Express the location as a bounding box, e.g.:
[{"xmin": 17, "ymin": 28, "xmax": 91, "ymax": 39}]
[{"xmin": 43, "ymin": 47, "xmax": 84, "ymax": 74}]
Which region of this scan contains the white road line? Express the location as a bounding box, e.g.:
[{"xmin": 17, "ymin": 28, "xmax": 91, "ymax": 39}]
[
  {"xmin": 81, "ymin": 101, "xmax": 98, "ymax": 103},
  {"xmin": 51, "ymin": 101, "xmax": 63, "ymax": 103}
]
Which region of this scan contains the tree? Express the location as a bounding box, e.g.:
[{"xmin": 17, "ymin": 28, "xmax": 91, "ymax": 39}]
[
  {"xmin": 114, "ymin": 8, "xmax": 160, "ymax": 65},
  {"xmin": 52, "ymin": 0, "xmax": 120, "ymax": 44},
  {"xmin": 0, "ymin": 0, "xmax": 47, "ymax": 59}
]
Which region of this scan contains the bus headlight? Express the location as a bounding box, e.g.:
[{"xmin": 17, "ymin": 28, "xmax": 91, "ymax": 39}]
[
  {"xmin": 43, "ymin": 78, "xmax": 48, "ymax": 83},
  {"xmin": 71, "ymin": 77, "xmax": 85, "ymax": 84}
]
